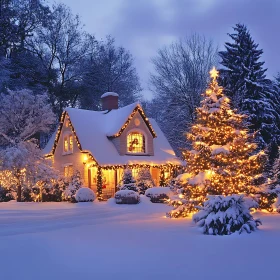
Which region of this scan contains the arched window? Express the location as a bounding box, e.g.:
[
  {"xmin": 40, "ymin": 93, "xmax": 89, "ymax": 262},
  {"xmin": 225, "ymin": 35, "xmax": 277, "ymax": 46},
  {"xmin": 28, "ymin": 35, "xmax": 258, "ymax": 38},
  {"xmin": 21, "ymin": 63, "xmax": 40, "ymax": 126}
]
[{"xmin": 127, "ymin": 132, "xmax": 145, "ymax": 153}]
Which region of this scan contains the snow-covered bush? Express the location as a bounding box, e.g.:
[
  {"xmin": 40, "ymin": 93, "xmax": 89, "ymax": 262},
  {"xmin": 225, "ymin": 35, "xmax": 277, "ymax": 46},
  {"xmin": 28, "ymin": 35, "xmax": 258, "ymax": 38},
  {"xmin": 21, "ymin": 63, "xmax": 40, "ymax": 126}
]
[
  {"xmin": 75, "ymin": 187, "xmax": 95, "ymax": 202},
  {"xmin": 193, "ymin": 195, "xmax": 262, "ymax": 235},
  {"xmin": 0, "ymin": 185, "xmax": 14, "ymax": 202},
  {"xmin": 0, "ymin": 89, "xmax": 56, "ymax": 202},
  {"xmin": 117, "ymin": 169, "xmax": 138, "ymax": 192},
  {"xmin": 63, "ymin": 171, "xmax": 82, "ymax": 202},
  {"xmin": 41, "ymin": 180, "xmax": 65, "ymax": 202},
  {"xmin": 136, "ymin": 168, "xmax": 155, "ymax": 194},
  {"xmin": 145, "ymin": 187, "xmax": 171, "ymax": 203},
  {"xmin": 115, "ymin": 190, "xmax": 140, "ymax": 204}
]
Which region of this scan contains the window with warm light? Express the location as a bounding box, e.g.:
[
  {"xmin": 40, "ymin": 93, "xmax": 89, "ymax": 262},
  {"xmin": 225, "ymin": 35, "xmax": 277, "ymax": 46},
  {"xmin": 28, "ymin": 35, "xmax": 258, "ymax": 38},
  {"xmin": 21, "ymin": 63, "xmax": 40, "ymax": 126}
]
[
  {"xmin": 64, "ymin": 165, "xmax": 73, "ymax": 177},
  {"xmin": 64, "ymin": 136, "xmax": 69, "ymax": 152},
  {"xmin": 63, "ymin": 134, "xmax": 74, "ymax": 154},
  {"xmin": 69, "ymin": 135, "xmax": 73, "ymax": 151},
  {"xmin": 127, "ymin": 132, "xmax": 145, "ymax": 153}
]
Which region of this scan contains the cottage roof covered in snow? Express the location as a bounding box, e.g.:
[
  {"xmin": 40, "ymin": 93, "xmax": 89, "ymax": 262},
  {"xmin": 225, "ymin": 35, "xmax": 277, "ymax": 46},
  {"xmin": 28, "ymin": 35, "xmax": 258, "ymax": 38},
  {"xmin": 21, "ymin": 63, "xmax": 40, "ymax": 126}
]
[{"xmin": 44, "ymin": 103, "xmax": 182, "ymax": 166}]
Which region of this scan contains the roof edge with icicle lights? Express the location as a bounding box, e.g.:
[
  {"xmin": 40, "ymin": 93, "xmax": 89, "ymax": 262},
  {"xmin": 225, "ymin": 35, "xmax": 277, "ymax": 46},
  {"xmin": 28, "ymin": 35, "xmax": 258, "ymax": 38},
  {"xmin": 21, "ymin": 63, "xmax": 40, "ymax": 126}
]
[
  {"xmin": 107, "ymin": 104, "xmax": 157, "ymax": 138},
  {"xmin": 44, "ymin": 111, "xmax": 98, "ymax": 165}
]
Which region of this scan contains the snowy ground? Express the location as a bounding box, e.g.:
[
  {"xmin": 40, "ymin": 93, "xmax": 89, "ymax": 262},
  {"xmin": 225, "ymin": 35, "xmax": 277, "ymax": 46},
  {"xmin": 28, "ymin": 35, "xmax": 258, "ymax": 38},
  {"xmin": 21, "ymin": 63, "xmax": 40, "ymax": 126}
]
[{"xmin": 0, "ymin": 197, "xmax": 279, "ymax": 280}]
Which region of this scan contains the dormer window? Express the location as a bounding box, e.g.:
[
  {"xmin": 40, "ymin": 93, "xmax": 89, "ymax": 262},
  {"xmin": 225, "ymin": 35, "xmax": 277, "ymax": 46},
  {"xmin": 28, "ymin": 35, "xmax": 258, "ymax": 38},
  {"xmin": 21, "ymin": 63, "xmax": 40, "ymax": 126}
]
[
  {"xmin": 63, "ymin": 134, "xmax": 73, "ymax": 154},
  {"xmin": 127, "ymin": 132, "xmax": 145, "ymax": 153}
]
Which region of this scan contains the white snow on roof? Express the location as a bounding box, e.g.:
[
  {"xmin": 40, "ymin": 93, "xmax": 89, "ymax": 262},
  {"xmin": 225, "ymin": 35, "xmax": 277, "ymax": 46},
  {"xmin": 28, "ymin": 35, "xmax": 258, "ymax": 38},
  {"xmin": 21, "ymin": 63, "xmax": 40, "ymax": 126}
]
[
  {"xmin": 43, "ymin": 131, "xmax": 56, "ymax": 155},
  {"xmin": 44, "ymin": 103, "xmax": 182, "ymax": 166},
  {"xmin": 101, "ymin": 92, "xmax": 119, "ymax": 98}
]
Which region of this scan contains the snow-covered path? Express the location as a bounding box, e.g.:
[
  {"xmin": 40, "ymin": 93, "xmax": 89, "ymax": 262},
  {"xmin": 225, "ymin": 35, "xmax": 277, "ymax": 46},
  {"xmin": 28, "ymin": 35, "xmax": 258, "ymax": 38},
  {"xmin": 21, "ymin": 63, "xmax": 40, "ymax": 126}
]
[{"xmin": 0, "ymin": 199, "xmax": 279, "ymax": 280}]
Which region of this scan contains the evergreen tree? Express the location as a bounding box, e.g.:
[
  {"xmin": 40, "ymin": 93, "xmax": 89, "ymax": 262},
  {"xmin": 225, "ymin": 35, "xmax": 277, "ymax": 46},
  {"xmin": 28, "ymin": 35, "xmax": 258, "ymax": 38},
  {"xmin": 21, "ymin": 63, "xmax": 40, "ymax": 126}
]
[
  {"xmin": 63, "ymin": 170, "xmax": 82, "ymax": 202},
  {"xmin": 193, "ymin": 195, "xmax": 261, "ymax": 235},
  {"xmin": 117, "ymin": 168, "xmax": 138, "ymax": 192},
  {"xmin": 168, "ymin": 68, "xmax": 266, "ymax": 218},
  {"xmin": 136, "ymin": 168, "xmax": 155, "ymax": 194},
  {"xmin": 219, "ymin": 23, "xmax": 280, "ymax": 152}
]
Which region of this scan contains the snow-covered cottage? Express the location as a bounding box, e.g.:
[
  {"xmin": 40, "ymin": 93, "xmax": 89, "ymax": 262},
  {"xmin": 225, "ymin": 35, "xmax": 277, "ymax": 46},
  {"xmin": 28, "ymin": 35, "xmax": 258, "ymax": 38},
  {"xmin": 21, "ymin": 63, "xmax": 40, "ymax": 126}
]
[{"xmin": 44, "ymin": 92, "xmax": 182, "ymax": 198}]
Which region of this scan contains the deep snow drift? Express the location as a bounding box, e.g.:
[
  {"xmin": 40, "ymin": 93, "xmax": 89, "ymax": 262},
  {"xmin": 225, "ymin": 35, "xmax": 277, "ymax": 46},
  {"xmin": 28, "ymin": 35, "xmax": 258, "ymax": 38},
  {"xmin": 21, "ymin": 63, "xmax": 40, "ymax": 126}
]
[{"xmin": 0, "ymin": 197, "xmax": 279, "ymax": 280}]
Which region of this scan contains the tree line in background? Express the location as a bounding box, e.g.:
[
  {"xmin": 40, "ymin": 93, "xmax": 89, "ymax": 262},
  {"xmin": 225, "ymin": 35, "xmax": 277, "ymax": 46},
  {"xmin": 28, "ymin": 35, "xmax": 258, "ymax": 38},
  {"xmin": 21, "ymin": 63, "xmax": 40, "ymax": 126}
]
[
  {"xmin": 0, "ymin": 0, "xmax": 141, "ymax": 118},
  {"xmin": 0, "ymin": 1, "xmax": 280, "ymax": 200},
  {"xmin": 148, "ymin": 24, "xmax": 280, "ymax": 182}
]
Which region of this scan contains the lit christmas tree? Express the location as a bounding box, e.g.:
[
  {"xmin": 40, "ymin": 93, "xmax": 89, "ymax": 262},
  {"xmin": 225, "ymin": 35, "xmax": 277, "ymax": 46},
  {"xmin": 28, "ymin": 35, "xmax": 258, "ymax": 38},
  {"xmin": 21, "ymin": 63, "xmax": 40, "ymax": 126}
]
[{"xmin": 168, "ymin": 67, "xmax": 266, "ymax": 218}]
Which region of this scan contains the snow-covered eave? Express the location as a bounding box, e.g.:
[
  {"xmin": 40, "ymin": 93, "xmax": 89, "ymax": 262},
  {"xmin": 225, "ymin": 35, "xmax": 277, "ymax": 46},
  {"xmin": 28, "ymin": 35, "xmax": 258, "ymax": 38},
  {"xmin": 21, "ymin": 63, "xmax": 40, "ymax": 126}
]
[
  {"xmin": 106, "ymin": 104, "xmax": 157, "ymax": 138},
  {"xmin": 45, "ymin": 111, "xmax": 83, "ymax": 157}
]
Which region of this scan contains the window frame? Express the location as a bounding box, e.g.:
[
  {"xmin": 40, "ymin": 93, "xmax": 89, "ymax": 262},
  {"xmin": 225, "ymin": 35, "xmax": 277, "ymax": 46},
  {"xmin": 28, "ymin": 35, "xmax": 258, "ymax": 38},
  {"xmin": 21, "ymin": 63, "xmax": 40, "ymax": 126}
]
[
  {"xmin": 63, "ymin": 133, "xmax": 74, "ymax": 155},
  {"xmin": 126, "ymin": 129, "xmax": 147, "ymax": 155},
  {"xmin": 63, "ymin": 164, "xmax": 73, "ymax": 178}
]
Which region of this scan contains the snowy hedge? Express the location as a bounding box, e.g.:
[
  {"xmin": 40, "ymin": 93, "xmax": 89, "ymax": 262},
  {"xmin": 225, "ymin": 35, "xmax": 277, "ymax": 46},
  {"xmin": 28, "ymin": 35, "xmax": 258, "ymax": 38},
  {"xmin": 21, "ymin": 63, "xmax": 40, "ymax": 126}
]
[
  {"xmin": 115, "ymin": 190, "xmax": 140, "ymax": 204},
  {"xmin": 193, "ymin": 195, "xmax": 262, "ymax": 235},
  {"xmin": 75, "ymin": 187, "xmax": 95, "ymax": 202},
  {"xmin": 145, "ymin": 187, "xmax": 171, "ymax": 203}
]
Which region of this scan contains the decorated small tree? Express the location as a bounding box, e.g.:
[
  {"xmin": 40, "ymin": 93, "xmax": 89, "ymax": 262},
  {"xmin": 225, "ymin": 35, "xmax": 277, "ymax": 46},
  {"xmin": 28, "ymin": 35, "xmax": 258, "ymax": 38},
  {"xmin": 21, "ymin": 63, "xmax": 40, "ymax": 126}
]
[
  {"xmin": 63, "ymin": 170, "xmax": 83, "ymax": 202},
  {"xmin": 136, "ymin": 168, "xmax": 155, "ymax": 194},
  {"xmin": 193, "ymin": 195, "xmax": 262, "ymax": 235},
  {"xmin": 168, "ymin": 68, "xmax": 266, "ymax": 218},
  {"xmin": 117, "ymin": 168, "xmax": 138, "ymax": 192}
]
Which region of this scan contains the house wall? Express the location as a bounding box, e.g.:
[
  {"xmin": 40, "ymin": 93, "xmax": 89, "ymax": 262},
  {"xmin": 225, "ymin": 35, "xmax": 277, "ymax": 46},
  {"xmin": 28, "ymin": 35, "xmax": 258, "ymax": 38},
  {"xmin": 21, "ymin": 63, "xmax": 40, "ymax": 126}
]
[
  {"xmin": 111, "ymin": 111, "xmax": 154, "ymax": 156},
  {"xmin": 53, "ymin": 117, "xmax": 86, "ymax": 183}
]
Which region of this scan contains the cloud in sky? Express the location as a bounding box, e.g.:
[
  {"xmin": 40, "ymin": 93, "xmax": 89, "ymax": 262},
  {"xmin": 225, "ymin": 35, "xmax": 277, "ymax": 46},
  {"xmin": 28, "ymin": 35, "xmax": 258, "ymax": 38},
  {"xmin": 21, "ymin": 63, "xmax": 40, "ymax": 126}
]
[{"xmin": 62, "ymin": 0, "xmax": 280, "ymax": 98}]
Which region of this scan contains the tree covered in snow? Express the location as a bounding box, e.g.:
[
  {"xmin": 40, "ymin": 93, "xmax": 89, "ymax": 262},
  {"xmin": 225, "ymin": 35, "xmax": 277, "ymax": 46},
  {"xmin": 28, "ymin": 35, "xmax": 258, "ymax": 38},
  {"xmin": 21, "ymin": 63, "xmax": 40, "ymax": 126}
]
[
  {"xmin": 259, "ymin": 147, "xmax": 280, "ymax": 211},
  {"xmin": 0, "ymin": 89, "xmax": 56, "ymax": 201},
  {"xmin": 117, "ymin": 168, "xmax": 138, "ymax": 192},
  {"xmin": 219, "ymin": 23, "xmax": 280, "ymax": 154},
  {"xmin": 63, "ymin": 170, "xmax": 83, "ymax": 202},
  {"xmin": 149, "ymin": 34, "xmax": 218, "ymax": 155},
  {"xmin": 193, "ymin": 195, "xmax": 262, "ymax": 235},
  {"xmin": 168, "ymin": 68, "xmax": 266, "ymax": 218},
  {"xmin": 136, "ymin": 168, "xmax": 155, "ymax": 194}
]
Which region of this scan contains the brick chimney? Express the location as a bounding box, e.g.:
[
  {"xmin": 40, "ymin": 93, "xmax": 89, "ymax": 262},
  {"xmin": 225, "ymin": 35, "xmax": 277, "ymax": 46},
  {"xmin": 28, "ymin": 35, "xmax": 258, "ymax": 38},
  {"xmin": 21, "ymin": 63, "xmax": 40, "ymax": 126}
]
[{"xmin": 101, "ymin": 92, "xmax": 119, "ymax": 111}]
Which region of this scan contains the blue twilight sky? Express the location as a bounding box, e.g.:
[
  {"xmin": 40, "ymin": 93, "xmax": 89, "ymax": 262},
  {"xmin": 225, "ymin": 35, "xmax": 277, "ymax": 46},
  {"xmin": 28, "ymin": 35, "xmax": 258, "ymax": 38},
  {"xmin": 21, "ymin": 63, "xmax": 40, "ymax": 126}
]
[{"xmin": 53, "ymin": 0, "xmax": 280, "ymax": 99}]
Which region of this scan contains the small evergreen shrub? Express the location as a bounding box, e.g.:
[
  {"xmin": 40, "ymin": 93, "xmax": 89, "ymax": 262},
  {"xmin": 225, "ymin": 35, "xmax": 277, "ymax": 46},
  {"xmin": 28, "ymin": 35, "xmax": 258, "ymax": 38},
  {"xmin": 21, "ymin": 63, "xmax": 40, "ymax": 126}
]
[
  {"xmin": 136, "ymin": 168, "xmax": 155, "ymax": 194},
  {"xmin": 63, "ymin": 171, "xmax": 82, "ymax": 202},
  {"xmin": 0, "ymin": 185, "xmax": 14, "ymax": 202},
  {"xmin": 75, "ymin": 187, "xmax": 95, "ymax": 202},
  {"xmin": 115, "ymin": 190, "xmax": 140, "ymax": 204},
  {"xmin": 193, "ymin": 195, "xmax": 262, "ymax": 235},
  {"xmin": 117, "ymin": 169, "xmax": 138, "ymax": 192}
]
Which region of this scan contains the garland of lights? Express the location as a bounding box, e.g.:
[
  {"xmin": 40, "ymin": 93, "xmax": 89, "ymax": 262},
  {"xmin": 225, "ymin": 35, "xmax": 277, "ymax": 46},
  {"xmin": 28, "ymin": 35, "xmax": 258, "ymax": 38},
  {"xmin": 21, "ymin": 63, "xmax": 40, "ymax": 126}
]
[
  {"xmin": 109, "ymin": 105, "xmax": 157, "ymax": 138},
  {"xmin": 96, "ymin": 166, "xmax": 103, "ymax": 199}
]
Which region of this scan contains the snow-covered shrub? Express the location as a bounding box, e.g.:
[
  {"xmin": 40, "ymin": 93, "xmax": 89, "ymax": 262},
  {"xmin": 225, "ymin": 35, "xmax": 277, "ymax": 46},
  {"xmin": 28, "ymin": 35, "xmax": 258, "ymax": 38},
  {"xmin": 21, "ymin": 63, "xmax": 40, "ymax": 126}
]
[
  {"xmin": 0, "ymin": 186, "xmax": 14, "ymax": 202},
  {"xmin": 136, "ymin": 168, "xmax": 155, "ymax": 194},
  {"xmin": 117, "ymin": 169, "xmax": 138, "ymax": 192},
  {"xmin": 115, "ymin": 190, "xmax": 140, "ymax": 204},
  {"xmin": 75, "ymin": 187, "xmax": 95, "ymax": 202},
  {"xmin": 63, "ymin": 171, "xmax": 82, "ymax": 202},
  {"xmin": 145, "ymin": 187, "xmax": 171, "ymax": 203},
  {"xmin": 41, "ymin": 180, "xmax": 65, "ymax": 202},
  {"xmin": 193, "ymin": 195, "xmax": 262, "ymax": 235}
]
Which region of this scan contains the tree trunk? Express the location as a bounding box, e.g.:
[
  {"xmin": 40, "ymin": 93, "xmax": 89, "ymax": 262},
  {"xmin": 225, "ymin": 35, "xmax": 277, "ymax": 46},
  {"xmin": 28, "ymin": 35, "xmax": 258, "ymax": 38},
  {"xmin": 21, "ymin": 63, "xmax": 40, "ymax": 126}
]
[
  {"xmin": 15, "ymin": 170, "xmax": 22, "ymax": 202},
  {"xmin": 17, "ymin": 184, "xmax": 22, "ymax": 202}
]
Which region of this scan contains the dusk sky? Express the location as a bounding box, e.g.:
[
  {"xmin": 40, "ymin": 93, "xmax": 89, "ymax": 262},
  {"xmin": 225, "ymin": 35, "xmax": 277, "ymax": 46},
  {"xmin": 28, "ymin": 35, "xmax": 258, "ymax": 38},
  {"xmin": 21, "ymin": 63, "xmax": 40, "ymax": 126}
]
[{"xmin": 59, "ymin": 0, "xmax": 279, "ymax": 99}]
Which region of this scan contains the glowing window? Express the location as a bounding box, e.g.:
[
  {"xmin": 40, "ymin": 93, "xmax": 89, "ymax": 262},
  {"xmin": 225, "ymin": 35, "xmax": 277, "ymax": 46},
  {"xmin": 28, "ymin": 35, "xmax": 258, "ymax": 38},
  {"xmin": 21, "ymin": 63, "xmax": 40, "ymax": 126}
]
[
  {"xmin": 127, "ymin": 132, "xmax": 145, "ymax": 153},
  {"xmin": 69, "ymin": 135, "xmax": 73, "ymax": 152},
  {"xmin": 63, "ymin": 134, "xmax": 73, "ymax": 154},
  {"xmin": 64, "ymin": 136, "xmax": 68, "ymax": 152},
  {"xmin": 64, "ymin": 165, "xmax": 73, "ymax": 177}
]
